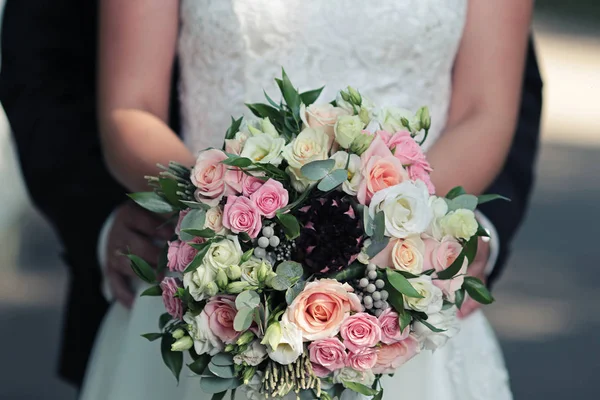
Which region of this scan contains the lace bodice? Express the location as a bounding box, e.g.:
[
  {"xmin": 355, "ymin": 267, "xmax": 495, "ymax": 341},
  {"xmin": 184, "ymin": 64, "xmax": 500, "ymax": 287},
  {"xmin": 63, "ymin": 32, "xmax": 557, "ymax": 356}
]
[{"xmin": 178, "ymin": 0, "xmax": 467, "ymax": 153}]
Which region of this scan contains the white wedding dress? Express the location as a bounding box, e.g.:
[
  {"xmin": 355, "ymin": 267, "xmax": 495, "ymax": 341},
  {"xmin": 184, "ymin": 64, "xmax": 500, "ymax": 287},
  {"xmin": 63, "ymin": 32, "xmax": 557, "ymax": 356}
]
[{"xmin": 80, "ymin": 1, "xmax": 512, "ymax": 399}]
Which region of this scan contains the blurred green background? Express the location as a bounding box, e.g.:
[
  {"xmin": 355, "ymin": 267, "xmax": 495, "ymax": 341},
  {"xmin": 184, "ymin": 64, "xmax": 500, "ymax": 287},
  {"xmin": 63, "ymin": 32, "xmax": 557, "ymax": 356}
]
[{"xmin": 0, "ymin": 1, "xmax": 599, "ymax": 399}]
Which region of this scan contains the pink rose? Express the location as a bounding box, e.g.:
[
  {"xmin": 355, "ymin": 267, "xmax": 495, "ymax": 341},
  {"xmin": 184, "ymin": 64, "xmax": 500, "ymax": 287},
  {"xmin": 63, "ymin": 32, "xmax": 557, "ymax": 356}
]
[
  {"xmin": 222, "ymin": 196, "xmax": 262, "ymax": 238},
  {"xmin": 311, "ymin": 363, "xmax": 333, "ymax": 378},
  {"xmin": 160, "ymin": 277, "xmax": 183, "ymax": 320},
  {"xmin": 407, "ymin": 164, "xmax": 435, "ymax": 194},
  {"xmin": 242, "ymin": 174, "xmax": 265, "ymax": 197},
  {"xmin": 308, "ymin": 338, "xmax": 347, "ymax": 374},
  {"xmin": 378, "ymin": 308, "xmax": 410, "ymax": 345},
  {"xmin": 424, "ymin": 237, "xmax": 468, "ymax": 300},
  {"xmin": 175, "ymin": 209, "xmax": 190, "ymax": 237},
  {"xmin": 346, "ymin": 347, "xmax": 378, "ymax": 371},
  {"xmin": 340, "ymin": 312, "xmax": 382, "ymax": 352},
  {"xmin": 374, "ymin": 130, "xmax": 393, "ymax": 145},
  {"xmin": 203, "ymin": 295, "xmax": 240, "ymax": 344},
  {"xmin": 250, "ymin": 179, "xmax": 289, "ymax": 218},
  {"xmin": 372, "ymin": 335, "xmax": 420, "ymax": 374},
  {"xmin": 387, "ymin": 131, "xmax": 423, "ymax": 164},
  {"xmin": 357, "ymin": 136, "xmax": 408, "ymax": 205},
  {"xmin": 191, "ymin": 149, "xmax": 240, "ymax": 205},
  {"xmin": 286, "ymin": 279, "xmax": 362, "ymax": 341},
  {"xmin": 167, "ymin": 239, "xmax": 200, "ymax": 272}
]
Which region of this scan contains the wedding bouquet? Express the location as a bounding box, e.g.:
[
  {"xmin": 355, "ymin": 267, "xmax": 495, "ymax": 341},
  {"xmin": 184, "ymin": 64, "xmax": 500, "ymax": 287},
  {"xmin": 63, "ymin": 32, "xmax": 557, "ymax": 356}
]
[{"xmin": 128, "ymin": 70, "xmax": 501, "ymax": 400}]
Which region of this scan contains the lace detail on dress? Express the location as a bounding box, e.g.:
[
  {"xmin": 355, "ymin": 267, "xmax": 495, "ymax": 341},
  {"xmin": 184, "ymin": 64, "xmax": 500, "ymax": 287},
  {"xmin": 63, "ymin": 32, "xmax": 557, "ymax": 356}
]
[{"xmin": 178, "ymin": 0, "xmax": 467, "ymax": 154}]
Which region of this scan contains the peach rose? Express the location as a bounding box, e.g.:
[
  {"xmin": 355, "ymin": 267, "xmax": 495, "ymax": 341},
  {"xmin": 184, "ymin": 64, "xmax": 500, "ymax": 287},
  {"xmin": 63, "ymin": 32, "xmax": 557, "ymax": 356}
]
[
  {"xmin": 250, "ymin": 179, "xmax": 289, "ymax": 218},
  {"xmin": 372, "ymin": 335, "xmax": 420, "ymax": 374},
  {"xmin": 308, "ymin": 337, "xmax": 347, "ymax": 374},
  {"xmin": 357, "ymin": 136, "xmax": 408, "ymax": 205},
  {"xmin": 222, "ymin": 195, "xmax": 262, "ymax": 239},
  {"xmin": 378, "ymin": 308, "xmax": 410, "ymax": 345},
  {"xmin": 346, "ymin": 347, "xmax": 378, "ymax": 372},
  {"xmin": 286, "ymin": 279, "xmax": 362, "ymax": 341},
  {"xmin": 424, "ymin": 237, "xmax": 468, "ymax": 300},
  {"xmin": 370, "ymin": 235, "xmax": 425, "ymax": 275},
  {"xmin": 203, "ymin": 295, "xmax": 240, "ymax": 344},
  {"xmin": 340, "ymin": 312, "xmax": 381, "ymax": 352},
  {"xmin": 301, "ymin": 103, "xmax": 350, "ymax": 145},
  {"xmin": 191, "ymin": 149, "xmax": 241, "ymax": 205}
]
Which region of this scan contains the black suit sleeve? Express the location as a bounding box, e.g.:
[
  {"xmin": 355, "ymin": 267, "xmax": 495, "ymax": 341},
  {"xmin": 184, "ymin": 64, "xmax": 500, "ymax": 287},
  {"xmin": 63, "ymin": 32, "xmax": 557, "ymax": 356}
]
[{"xmin": 479, "ymin": 37, "xmax": 543, "ymax": 287}]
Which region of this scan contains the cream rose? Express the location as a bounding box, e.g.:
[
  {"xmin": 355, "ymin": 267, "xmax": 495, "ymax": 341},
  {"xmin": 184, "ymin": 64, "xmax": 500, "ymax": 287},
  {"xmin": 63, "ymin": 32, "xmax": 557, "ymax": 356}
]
[
  {"xmin": 203, "ymin": 236, "xmax": 243, "ymax": 271},
  {"xmin": 330, "ymin": 151, "xmax": 362, "ymax": 196},
  {"xmin": 403, "ymin": 276, "xmax": 443, "ymax": 314},
  {"xmin": 440, "ymin": 209, "xmax": 478, "ymax": 240},
  {"xmin": 301, "ymin": 103, "xmax": 350, "ymax": 144},
  {"xmin": 334, "ymin": 115, "xmax": 364, "ymax": 149},
  {"xmin": 204, "ymin": 206, "xmax": 226, "ymax": 234},
  {"xmin": 283, "ymin": 128, "xmax": 330, "ymax": 191},
  {"xmin": 240, "ymin": 134, "xmax": 285, "ymax": 166},
  {"xmin": 183, "ymin": 265, "xmax": 217, "ymax": 301}
]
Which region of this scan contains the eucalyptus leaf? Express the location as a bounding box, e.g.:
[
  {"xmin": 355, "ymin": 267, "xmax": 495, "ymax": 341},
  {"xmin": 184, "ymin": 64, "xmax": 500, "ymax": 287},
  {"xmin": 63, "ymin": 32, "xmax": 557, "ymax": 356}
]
[
  {"xmin": 141, "ymin": 333, "xmax": 162, "ymax": 342},
  {"xmin": 386, "ymin": 270, "xmax": 423, "ymax": 298},
  {"xmin": 342, "ymin": 381, "xmax": 378, "ymax": 396},
  {"xmin": 188, "ymin": 354, "xmax": 211, "ymax": 375},
  {"xmin": 286, "ymin": 280, "xmax": 306, "ymax": 305},
  {"xmin": 126, "ymin": 254, "xmax": 156, "ymax": 284},
  {"xmin": 233, "ymin": 307, "xmax": 254, "ymax": 332},
  {"xmin": 445, "ymin": 186, "xmax": 466, "ymax": 200},
  {"xmin": 128, "ymin": 191, "xmax": 174, "ymax": 213},
  {"xmin": 141, "ymin": 285, "xmax": 162, "ymax": 297},
  {"xmin": 436, "ymin": 253, "xmax": 466, "ymax": 280},
  {"xmin": 373, "ymin": 211, "xmax": 386, "ymax": 241},
  {"xmin": 300, "ymin": 86, "xmax": 325, "ymax": 106},
  {"xmin": 270, "ymin": 275, "xmax": 292, "ymax": 291},
  {"xmin": 317, "ymin": 169, "xmax": 348, "ymax": 192},
  {"xmin": 161, "ymin": 334, "xmax": 183, "ymax": 382},
  {"xmin": 211, "ymin": 353, "xmax": 234, "ymax": 367},
  {"xmin": 463, "ymin": 277, "xmax": 494, "ymax": 304},
  {"xmin": 235, "ymin": 290, "xmax": 260, "ymax": 310},
  {"xmin": 300, "ymin": 159, "xmax": 335, "ymax": 181},
  {"xmin": 366, "ymin": 237, "xmax": 390, "ymax": 258},
  {"xmin": 208, "ymin": 362, "xmax": 236, "ymax": 379},
  {"xmin": 276, "ymin": 261, "xmax": 303, "ymax": 280},
  {"xmin": 363, "ymin": 206, "xmax": 374, "ymax": 236},
  {"xmin": 447, "ymin": 194, "xmax": 478, "ymax": 212},
  {"xmin": 200, "ymin": 376, "xmax": 238, "ymax": 394},
  {"xmin": 477, "ymin": 194, "xmax": 510, "ymax": 204},
  {"xmin": 180, "ymin": 209, "xmax": 207, "ymax": 241}
]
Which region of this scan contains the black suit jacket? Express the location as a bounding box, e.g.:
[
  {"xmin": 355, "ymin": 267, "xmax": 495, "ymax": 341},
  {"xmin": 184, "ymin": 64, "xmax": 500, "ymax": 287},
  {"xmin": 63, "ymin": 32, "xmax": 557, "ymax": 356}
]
[{"xmin": 0, "ymin": 0, "xmax": 540, "ymax": 388}]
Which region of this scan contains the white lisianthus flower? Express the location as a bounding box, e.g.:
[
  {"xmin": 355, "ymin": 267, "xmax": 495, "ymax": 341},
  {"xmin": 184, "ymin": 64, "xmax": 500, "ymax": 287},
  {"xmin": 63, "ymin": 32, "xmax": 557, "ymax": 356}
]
[
  {"xmin": 375, "ymin": 106, "xmax": 420, "ymax": 134},
  {"xmin": 427, "ymin": 196, "xmax": 449, "ymax": 240},
  {"xmin": 183, "ymin": 265, "xmax": 217, "ymax": 301},
  {"xmin": 369, "ymin": 180, "xmax": 433, "ymax": 238},
  {"xmin": 240, "ymin": 134, "xmax": 285, "ymax": 166},
  {"xmin": 330, "ymin": 150, "xmax": 362, "ymax": 196},
  {"xmin": 283, "ymin": 128, "xmax": 330, "ymax": 191},
  {"xmin": 440, "ymin": 209, "xmax": 478, "ymax": 240},
  {"xmin": 333, "ymin": 367, "xmax": 376, "ymax": 387},
  {"xmin": 203, "ymin": 236, "xmax": 243, "ymax": 271},
  {"xmin": 413, "ymin": 307, "xmax": 460, "ymax": 351},
  {"xmin": 403, "ymin": 276, "xmax": 443, "ymax": 314},
  {"xmin": 240, "ymin": 257, "xmax": 272, "ymax": 286},
  {"xmin": 245, "ymin": 117, "xmax": 279, "ymax": 138},
  {"xmin": 184, "ymin": 311, "xmax": 223, "ymax": 356},
  {"xmin": 334, "ymin": 115, "xmax": 364, "ymax": 149},
  {"xmin": 265, "ymin": 315, "xmax": 304, "ymax": 365},
  {"xmin": 234, "ymin": 340, "xmax": 268, "ymax": 366}
]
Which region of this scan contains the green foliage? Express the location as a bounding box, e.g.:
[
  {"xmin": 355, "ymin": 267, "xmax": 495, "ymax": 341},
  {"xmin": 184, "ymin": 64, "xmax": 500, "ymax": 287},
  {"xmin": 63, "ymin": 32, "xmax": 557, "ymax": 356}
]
[
  {"xmin": 140, "ymin": 285, "xmax": 162, "ymax": 297},
  {"xmin": 386, "ymin": 270, "xmax": 423, "ymax": 298},
  {"xmin": 126, "ymin": 254, "xmax": 156, "ymax": 284},
  {"xmin": 179, "ymin": 209, "xmax": 207, "ymax": 241},
  {"xmin": 128, "ymin": 192, "xmax": 174, "ymax": 213},
  {"xmin": 188, "ymin": 354, "xmax": 211, "ymax": 375},
  {"xmin": 436, "ymin": 253, "xmax": 466, "ymax": 280},
  {"xmin": 445, "ymin": 186, "xmax": 466, "ymax": 200},
  {"xmin": 141, "ymin": 333, "xmax": 162, "ymax": 342},
  {"xmin": 317, "ymin": 169, "xmax": 348, "ymax": 192},
  {"xmin": 342, "ymin": 381, "xmax": 378, "ymax": 396},
  {"xmin": 300, "ymin": 159, "xmax": 335, "ymax": 181},
  {"xmin": 463, "ymin": 277, "xmax": 494, "ymax": 304},
  {"xmin": 477, "ymin": 194, "xmax": 510, "ymax": 204},
  {"xmin": 276, "ymin": 213, "xmax": 300, "ymax": 240},
  {"xmin": 299, "ymin": 86, "xmax": 325, "ymax": 106},
  {"xmin": 161, "ymin": 334, "xmax": 183, "ymax": 382},
  {"xmin": 446, "ymin": 194, "xmax": 478, "ymax": 212}
]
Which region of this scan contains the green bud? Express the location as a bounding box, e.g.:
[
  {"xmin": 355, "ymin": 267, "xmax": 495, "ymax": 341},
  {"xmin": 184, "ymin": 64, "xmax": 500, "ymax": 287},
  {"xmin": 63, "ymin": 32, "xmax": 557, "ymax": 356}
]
[
  {"xmin": 340, "ymin": 90, "xmax": 352, "ymax": 103},
  {"xmin": 320, "ymin": 392, "xmax": 333, "ymax": 400},
  {"xmin": 265, "ymin": 271, "xmax": 277, "ymax": 288},
  {"xmin": 216, "ymin": 268, "xmax": 229, "ymax": 290},
  {"xmin": 242, "ymin": 366, "xmax": 257, "ymax": 385},
  {"xmin": 358, "ymin": 107, "xmax": 371, "ymax": 125},
  {"xmin": 350, "ymin": 132, "xmax": 375, "ymax": 156},
  {"xmin": 226, "ymin": 264, "xmax": 242, "ymax": 281},
  {"xmin": 261, "ymin": 117, "xmax": 279, "ymax": 138},
  {"xmin": 171, "ymin": 336, "xmax": 193, "ymax": 352},
  {"xmin": 236, "ymin": 331, "xmax": 255, "ymax": 347},
  {"xmin": 418, "ymin": 106, "xmax": 431, "ymax": 131},
  {"xmin": 347, "ymin": 86, "xmax": 362, "ymax": 105},
  {"xmin": 171, "ymin": 329, "xmax": 185, "ymax": 340},
  {"xmin": 224, "ymin": 344, "xmax": 236, "ymax": 353},
  {"xmin": 261, "ymin": 322, "xmax": 282, "ymax": 351},
  {"xmin": 257, "ymin": 262, "xmax": 270, "ymax": 283},
  {"xmin": 400, "ymin": 117, "xmax": 411, "ymax": 130},
  {"xmin": 205, "ymin": 281, "xmax": 219, "ymax": 297},
  {"xmin": 226, "ymin": 281, "xmax": 250, "ymax": 294}
]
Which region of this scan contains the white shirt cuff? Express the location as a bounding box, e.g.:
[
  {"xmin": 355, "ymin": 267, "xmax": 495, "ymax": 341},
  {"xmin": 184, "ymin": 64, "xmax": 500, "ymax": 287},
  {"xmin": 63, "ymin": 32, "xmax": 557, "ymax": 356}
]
[
  {"xmin": 97, "ymin": 210, "xmax": 117, "ymax": 302},
  {"xmin": 474, "ymin": 210, "xmax": 500, "ymax": 277}
]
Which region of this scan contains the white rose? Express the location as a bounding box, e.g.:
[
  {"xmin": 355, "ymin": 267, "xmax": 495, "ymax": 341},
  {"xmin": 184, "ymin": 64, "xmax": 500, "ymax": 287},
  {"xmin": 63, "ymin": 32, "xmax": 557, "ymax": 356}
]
[
  {"xmin": 440, "ymin": 209, "xmax": 478, "ymax": 240},
  {"xmin": 204, "ymin": 206, "xmax": 226, "ymax": 234},
  {"xmin": 427, "ymin": 196, "xmax": 449, "ymax": 240},
  {"xmin": 240, "ymin": 134, "xmax": 285, "ymax": 166},
  {"xmin": 413, "ymin": 307, "xmax": 460, "ymax": 351},
  {"xmin": 301, "ymin": 103, "xmax": 350, "ymax": 140},
  {"xmin": 334, "ymin": 115, "xmax": 364, "ymax": 149},
  {"xmin": 403, "ymin": 276, "xmax": 443, "ymax": 314},
  {"xmin": 234, "ymin": 340, "xmax": 268, "ymax": 367},
  {"xmin": 391, "ymin": 235, "xmax": 426, "ymax": 275},
  {"xmin": 183, "ymin": 265, "xmax": 217, "ymax": 301},
  {"xmin": 283, "ymin": 128, "xmax": 330, "ymax": 191},
  {"xmin": 266, "ymin": 315, "xmax": 304, "ymax": 365},
  {"xmin": 203, "ymin": 236, "xmax": 243, "ymax": 271},
  {"xmin": 369, "ymin": 180, "xmax": 433, "ymax": 238},
  {"xmin": 330, "ymin": 151, "xmax": 362, "ymax": 196},
  {"xmin": 333, "ymin": 367, "xmax": 375, "ymax": 387},
  {"xmin": 184, "ymin": 311, "xmax": 223, "ymax": 356}
]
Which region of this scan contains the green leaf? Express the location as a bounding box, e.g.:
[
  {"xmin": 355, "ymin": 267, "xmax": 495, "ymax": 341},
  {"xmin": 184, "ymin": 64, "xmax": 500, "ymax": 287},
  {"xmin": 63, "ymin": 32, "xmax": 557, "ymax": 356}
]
[
  {"xmin": 141, "ymin": 333, "xmax": 162, "ymax": 342},
  {"xmin": 276, "ymin": 213, "xmax": 300, "ymax": 240},
  {"xmin": 386, "ymin": 270, "xmax": 423, "ymax": 298},
  {"xmin": 208, "ymin": 362, "xmax": 236, "ymax": 379},
  {"xmin": 373, "ymin": 211, "xmax": 386, "ymax": 241},
  {"xmin": 235, "ymin": 290, "xmax": 261, "ymax": 309},
  {"xmin": 363, "ymin": 207, "xmax": 374, "ymax": 236},
  {"xmin": 200, "ymin": 376, "xmax": 239, "ymax": 394},
  {"xmin": 241, "ymin": 248, "xmax": 254, "ymax": 263},
  {"xmin": 180, "ymin": 200, "xmax": 211, "ymax": 210},
  {"xmin": 141, "ymin": 285, "xmax": 162, "ymax": 297},
  {"xmin": 159, "ymin": 313, "xmax": 172, "ymax": 330},
  {"xmin": 286, "ymin": 280, "xmax": 306, "ymax": 305},
  {"xmin": 245, "ymin": 103, "xmax": 281, "ymax": 125},
  {"xmin": 436, "ymin": 253, "xmax": 466, "ymax": 280},
  {"xmin": 263, "ymin": 90, "xmax": 280, "ymax": 109},
  {"xmin": 447, "ymin": 194, "xmax": 478, "ymax": 212},
  {"xmin": 398, "ymin": 310, "xmax": 412, "ymax": 332},
  {"xmin": 300, "ymin": 159, "xmax": 335, "ymax": 181},
  {"xmin": 342, "ymin": 381, "xmax": 378, "ymax": 396},
  {"xmin": 455, "ymin": 288, "xmax": 466, "ymax": 310},
  {"xmin": 464, "ymin": 235, "xmax": 478, "ymax": 265},
  {"xmin": 276, "ymin": 261, "xmax": 304, "ymax": 281},
  {"xmin": 183, "ymin": 240, "xmax": 212, "ymax": 273},
  {"xmin": 179, "ymin": 209, "xmax": 207, "ymax": 241},
  {"xmin": 385, "ymin": 284, "xmax": 405, "ymax": 314},
  {"xmin": 126, "ymin": 254, "xmax": 156, "ymax": 284},
  {"xmin": 221, "ymin": 155, "xmax": 253, "ymax": 168},
  {"xmin": 211, "ymin": 353, "xmax": 234, "ymax": 366},
  {"xmin": 445, "ymin": 186, "xmax": 466, "ymax": 200},
  {"xmin": 270, "ymin": 275, "xmax": 293, "ymax": 291},
  {"xmin": 128, "ymin": 191, "xmax": 174, "ymax": 213},
  {"xmin": 317, "ymin": 169, "xmax": 348, "ymax": 192},
  {"xmin": 161, "ymin": 334, "xmax": 183, "ymax": 382},
  {"xmin": 159, "ymin": 177, "xmax": 182, "ymax": 207},
  {"xmin": 280, "ymin": 69, "xmax": 302, "ymax": 120},
  {"xmin": 181, "ymin": 228, "xmax": 216, "ymax": 238},
  {"xmin": 211, "ymin": 391, "xmax": 227, "ymax": 400},
  {"xmin": 366, "ymin": 237, "xmax": 389, "ymax": 258},
  {"xmin": 413, "ymin": 314, "xmax": 446, "ymax": 333},
  {"xmin": 225, "ymin": 116, "xmax": 244, "ymax": 141},
  {"xmin": 188, "ymin": 354, "xmax": 211, "ymax": 375},
  {"xmin": 373, "ymin": 389, "xmax": 384, "ymax": 400},
  {"xmin": 476, "ymin": 223, "xmax": 490, "ymax": 237},
  {"xmin": 157, "ymin": 241, "xmax": 169, "ymax": 276},
  {"xmin": 463, "ymin": 277, "xmax": 494, "ymax": 304},
  {"xmin": 233, "ymin": 307, "xmax": 254, "ymax": 332},
  {"xmin": 477, "ymin": 194, "xmax": 510, "ymax": 204},
  {"xmin": 329, "ymin": 262, "xmax": 366, "ymax": 282},
  {"xmin": 300, "ymin": 86, "xmax": 325, "ymax": 106}
]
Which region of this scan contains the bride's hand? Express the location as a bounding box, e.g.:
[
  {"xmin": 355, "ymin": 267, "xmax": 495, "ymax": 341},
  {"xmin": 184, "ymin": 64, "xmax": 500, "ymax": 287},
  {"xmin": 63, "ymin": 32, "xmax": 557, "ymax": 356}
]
[{"xmin": 457, "ymin": 238, "xmax": 490, "ymax": 319}]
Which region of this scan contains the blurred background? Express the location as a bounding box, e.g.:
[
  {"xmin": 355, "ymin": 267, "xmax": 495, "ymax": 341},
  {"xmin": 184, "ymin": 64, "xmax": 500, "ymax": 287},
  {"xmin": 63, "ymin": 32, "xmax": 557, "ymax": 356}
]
[{"xmin": 0, "ymin": 1, "xmax": 598, "ymax": 399}]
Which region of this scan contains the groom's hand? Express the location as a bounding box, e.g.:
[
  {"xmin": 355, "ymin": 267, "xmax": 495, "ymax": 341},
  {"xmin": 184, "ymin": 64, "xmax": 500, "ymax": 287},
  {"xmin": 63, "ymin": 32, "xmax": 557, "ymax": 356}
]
[
  {"xmin": 105, "ymin": 202, "xmax": 172, "ymax": 308},
  {"xmin": 457, "ymin": 238, "xmax": 490, "ymax": 319}
]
